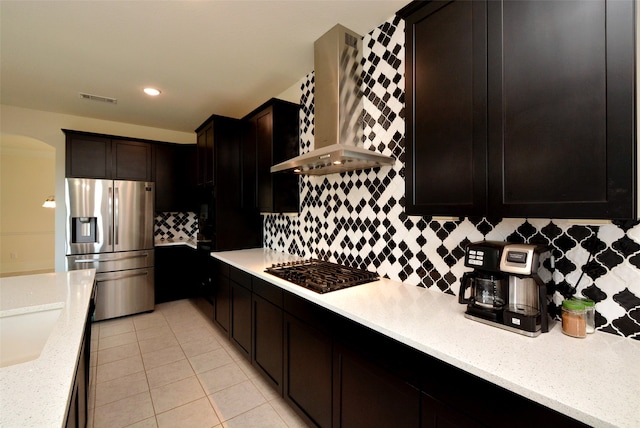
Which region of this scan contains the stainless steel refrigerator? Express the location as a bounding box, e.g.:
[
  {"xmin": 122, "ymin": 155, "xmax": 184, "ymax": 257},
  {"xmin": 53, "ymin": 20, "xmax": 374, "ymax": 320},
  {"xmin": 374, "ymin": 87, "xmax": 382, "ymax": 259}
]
[{"xmin": 65, "ymin": 178, "xmax": 155, "ymax": 321}]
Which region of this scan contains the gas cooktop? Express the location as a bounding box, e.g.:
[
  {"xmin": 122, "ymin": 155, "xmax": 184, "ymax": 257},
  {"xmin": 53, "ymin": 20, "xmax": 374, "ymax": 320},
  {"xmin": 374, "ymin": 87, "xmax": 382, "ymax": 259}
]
[{"xmin": 265, "ymin": 259, "xmax": 379, "ymax": 293}]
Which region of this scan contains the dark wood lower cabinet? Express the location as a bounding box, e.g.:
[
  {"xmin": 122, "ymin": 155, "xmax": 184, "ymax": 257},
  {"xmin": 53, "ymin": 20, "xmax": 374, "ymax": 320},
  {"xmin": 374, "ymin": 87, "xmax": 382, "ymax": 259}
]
[
  {"xmin": 230, "ymin": 279, "xmax": 252, "ymax": 359},
  {"xmin": 334, "ymin": 343, "xmax": 420, "ymax": 428},
  {"xmin": 155, "ymin": 246, "xmax": 197, "ymax": 304},
  {"xmin": 65, "ymin": 333, "xmax": 87, "ymax": 428},
  {"xmin": 209, "ymin": 260, "xmax": 588, "ymax": 428},
  {"xmin": 284, "ymin": 313, "xmax": 333, "ymax": 428},
  {"xmin": 422, "ymin": 392, "xmax": 483, "ymax": 428},
  {"xmin": 213, "ymin": 270, "xmax": 230, "ymax": 335},
  {"xmin": 66, "ymin": 294, "xmax": 93, "ymax": 428},
  {"xmin": 252, "ymin": 278, "xmax": 284, "ymax": 394}
]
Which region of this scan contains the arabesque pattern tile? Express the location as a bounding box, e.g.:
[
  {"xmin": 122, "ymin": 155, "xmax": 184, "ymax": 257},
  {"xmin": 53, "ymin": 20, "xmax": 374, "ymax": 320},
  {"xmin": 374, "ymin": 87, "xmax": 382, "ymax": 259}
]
[{"xmin": 262, "ymin": 16, "xmax": 640, "ymax": 339}]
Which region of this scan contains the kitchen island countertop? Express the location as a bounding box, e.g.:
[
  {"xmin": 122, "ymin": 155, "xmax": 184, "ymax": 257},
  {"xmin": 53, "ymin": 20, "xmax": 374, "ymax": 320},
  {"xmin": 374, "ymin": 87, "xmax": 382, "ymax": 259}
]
[
  {"xmin": 212, "ymin": 248, "xmax": 640, "ymax": 428},
  {"xmin": 0, "ymin": 269, "xmax": 96, "ymax": 427}
]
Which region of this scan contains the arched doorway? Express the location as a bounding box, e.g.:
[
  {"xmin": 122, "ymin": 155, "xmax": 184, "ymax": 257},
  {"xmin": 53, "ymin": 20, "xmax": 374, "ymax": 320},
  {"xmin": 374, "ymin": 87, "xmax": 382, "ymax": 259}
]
[{"xmin": 0, "ymin": 134, "xmax": 55, "ymax": 276}]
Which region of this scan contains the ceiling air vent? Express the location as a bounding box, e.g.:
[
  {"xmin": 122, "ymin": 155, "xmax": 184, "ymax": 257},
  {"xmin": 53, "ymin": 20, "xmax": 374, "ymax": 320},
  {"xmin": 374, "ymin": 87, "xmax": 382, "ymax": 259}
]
[{"xmin": 79, "ymin": 92, "xmax": 117, "ymax": 104}]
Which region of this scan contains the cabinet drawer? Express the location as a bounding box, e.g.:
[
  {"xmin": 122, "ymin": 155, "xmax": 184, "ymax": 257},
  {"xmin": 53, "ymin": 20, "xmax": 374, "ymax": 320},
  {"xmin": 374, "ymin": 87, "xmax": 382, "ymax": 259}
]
[
  {"xmin": 213, "ymin": 258, "xmax": 230, "ymax": 278},
  {"xmin": 230, "ymin": 266, "xmax": 252, "ymax": 290},
  {"xmin": 284, "ymin": 292, "xmax": 334, "ymax": 334},
  {"xmin": 253, "ymin": 278, "xmax": 283, "ymax": 307}
]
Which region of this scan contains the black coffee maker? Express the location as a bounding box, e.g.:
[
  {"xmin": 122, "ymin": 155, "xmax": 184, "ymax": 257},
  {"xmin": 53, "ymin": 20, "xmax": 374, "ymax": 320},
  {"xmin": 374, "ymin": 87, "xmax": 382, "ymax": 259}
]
[
  {"xmin": 458, "ymin": 241, "xmax": 509, "ymax": 323},
  {"xmin": 459, "ymin": 241, "xmax": 554, "ymax": 337}
]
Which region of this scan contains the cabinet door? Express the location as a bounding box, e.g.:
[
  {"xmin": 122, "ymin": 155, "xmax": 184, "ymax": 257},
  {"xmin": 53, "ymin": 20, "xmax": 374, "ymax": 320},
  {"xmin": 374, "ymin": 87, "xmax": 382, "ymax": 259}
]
[
  {"xmin": 197, "ymin": 121, "xmax": 214, "ymax": 187},
  {"xmin": 271, "ymin": 102, "xmax": 301, "ymax": 213},
  {"xmin": 155, "ymin": 144, "xmax": 197, "ymax": 212},
  {"xmin": 403, "ymin": 0, "xmax": 487, "ymax": 217},
  {"xmin": 487, "ymin": 0, "xmax": 635, "ymax": 219},
  {"xmin": 213, "ymin": 272, "xmax": 230, "ymax": 335},
  {"xmin": 247, "ymin": 99, "xmax": 300, "ymax": 213},
  {"xmin": 421, "ymin": 392, "xmax": 482, "ymax": 428},
  {"xmin": 230, "ymin": 280, "xmax": 252, "ymax": 359},
  {"xmin": 334, "ymin": 343, "xmax": 420, "ymax": 428},
  {"xmin": 112, "ymin": 139, "xmax": 152, "ymax": 181},
  {"xmin": 284, "ymin": 313, "xmax": 332, "ymax": 428},
  {"xmin": 155, "ymin": 246, "xmax": 197, "ymax": 304},
  {"xmin": 241, "ymin": 120, "xmax": 258, "ymax": 210},
  {"xmin": 65, "ymin": 134, "xmax": 111, "ymax": 179},
  {"xmin": 255, "ymin": 108, "xmax": 275, "ymax": 212},
  {"xmin": 154, "ymin": 144, "xmax": 179, "ymax": 213},
  {"xmin": 252, "ymin": 292, "xmax": 283, "ymax": 394},
  {"xmin": 154, "ymin": 247, "xmax": 173, "ymax": 304},
  {"xmin": 65, "ymin": 302, "xmax": 91, "ymax": 428}
]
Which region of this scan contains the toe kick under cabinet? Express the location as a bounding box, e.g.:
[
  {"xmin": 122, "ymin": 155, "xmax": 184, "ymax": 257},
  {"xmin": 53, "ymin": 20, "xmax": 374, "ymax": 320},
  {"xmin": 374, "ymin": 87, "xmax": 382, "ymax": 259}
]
[{"xmin": 208, "ymin": 259, "xmax": 588, "ymax": 428}]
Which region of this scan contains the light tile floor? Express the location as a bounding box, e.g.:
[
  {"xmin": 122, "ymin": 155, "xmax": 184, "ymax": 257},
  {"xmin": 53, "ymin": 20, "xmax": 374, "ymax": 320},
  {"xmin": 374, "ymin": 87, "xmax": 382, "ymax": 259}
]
[{"xmin": 88, "ymin": 299, "xmax": 311, "ymax": 428}]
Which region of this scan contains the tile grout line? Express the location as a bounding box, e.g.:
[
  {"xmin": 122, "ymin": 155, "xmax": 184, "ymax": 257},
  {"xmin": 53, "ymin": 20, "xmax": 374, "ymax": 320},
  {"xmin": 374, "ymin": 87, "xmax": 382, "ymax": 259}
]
[
  {"xmin": 90, "ymin": 301, "xmax": 306, "ymax": 428},
  {"xmin": 135, "ymin": 312, "xmax": 163, "ymax": 428}
]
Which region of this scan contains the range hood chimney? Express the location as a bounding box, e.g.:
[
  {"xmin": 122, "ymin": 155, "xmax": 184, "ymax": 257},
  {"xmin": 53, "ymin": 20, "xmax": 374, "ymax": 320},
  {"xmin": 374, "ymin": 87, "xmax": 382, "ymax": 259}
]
[{"xmin": 271, "ymin": 24, "xmax": 395, "ymax": 175}]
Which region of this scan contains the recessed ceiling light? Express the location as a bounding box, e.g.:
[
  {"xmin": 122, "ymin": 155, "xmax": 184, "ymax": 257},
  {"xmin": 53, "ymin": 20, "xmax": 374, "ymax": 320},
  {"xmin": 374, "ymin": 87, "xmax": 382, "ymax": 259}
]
[{"xmin": 143, "ymin": 87, "xmax": 161, "ymax": 96}]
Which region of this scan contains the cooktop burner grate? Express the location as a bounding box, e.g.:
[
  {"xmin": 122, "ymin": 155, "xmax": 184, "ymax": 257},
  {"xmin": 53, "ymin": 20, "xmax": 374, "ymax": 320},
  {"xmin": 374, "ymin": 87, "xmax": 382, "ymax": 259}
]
[{"xmin": 265, "ymin": 259, "xmax": 379, "ymax": 293}]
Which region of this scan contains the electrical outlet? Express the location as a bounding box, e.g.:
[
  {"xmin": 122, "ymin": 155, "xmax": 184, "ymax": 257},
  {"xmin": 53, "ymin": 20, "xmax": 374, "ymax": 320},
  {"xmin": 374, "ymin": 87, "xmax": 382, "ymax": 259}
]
[{"xmin": 10, "ymin": 252, "xmax": 17, "ymax": 260}]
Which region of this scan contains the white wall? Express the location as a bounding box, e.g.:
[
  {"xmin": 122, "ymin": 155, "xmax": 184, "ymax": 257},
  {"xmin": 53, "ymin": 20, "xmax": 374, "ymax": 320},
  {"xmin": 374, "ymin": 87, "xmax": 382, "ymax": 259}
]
[
  {"xmin": 0, "ymin": 136, "xmax": 55, "ymax": 275},
  {"xmin": 0, "ymin": 104, "xmax": 194, "ymax": 272}
]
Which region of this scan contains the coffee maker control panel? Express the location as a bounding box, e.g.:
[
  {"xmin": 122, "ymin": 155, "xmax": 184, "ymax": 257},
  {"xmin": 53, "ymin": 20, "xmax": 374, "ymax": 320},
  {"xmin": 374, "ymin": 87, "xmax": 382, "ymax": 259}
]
[
  {"xmin": 464, "ymin": 241, "xmax": 508, "ymax": 272},
  {"xmin": 500, "ymin": 244, "xmax": 545, "ymax": 275}
]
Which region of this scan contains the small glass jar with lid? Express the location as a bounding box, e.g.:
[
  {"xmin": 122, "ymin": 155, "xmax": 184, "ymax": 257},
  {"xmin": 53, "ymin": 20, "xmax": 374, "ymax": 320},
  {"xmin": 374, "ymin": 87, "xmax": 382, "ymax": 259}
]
[
  {"xmin": 576, "ymin": 298, "xmax": 595, "ymax": 333},
  {"xmin": 562, "ymin": 299, "xmax": 587, "ymax": 338}
]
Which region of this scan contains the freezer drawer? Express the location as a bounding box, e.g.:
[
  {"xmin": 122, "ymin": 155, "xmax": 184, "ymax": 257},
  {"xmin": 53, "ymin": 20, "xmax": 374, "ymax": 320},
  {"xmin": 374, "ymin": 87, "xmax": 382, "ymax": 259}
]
[
  {"xmin": 67, "ymin": 250, "xmax": 154, "ymax": 273},
  {"xmin": 94, "ymin": 267, "xmax": 154, "ymax": 321}
]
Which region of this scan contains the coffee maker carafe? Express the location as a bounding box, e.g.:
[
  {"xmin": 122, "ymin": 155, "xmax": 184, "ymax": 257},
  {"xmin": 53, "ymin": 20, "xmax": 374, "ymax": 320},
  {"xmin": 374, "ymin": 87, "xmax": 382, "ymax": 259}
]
[{"xmin": 458, "ymin": 242, "xmax": 509, "ymax": 322}]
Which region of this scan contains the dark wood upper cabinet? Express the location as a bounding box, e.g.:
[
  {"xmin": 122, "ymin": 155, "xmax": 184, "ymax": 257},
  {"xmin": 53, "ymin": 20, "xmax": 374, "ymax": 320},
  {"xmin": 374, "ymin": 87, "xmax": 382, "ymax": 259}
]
[
  {"xmin": 195, "ymin": 115, "xmax": 262, "ymax": 250},
  {"xmin": 195, "ymin": 119, "xmax": 214, "ymax": 187},
  {"xmin": 65, "ymin": 132, "xmax": 112, "ymax": 179},
  {"xmin": 243, "ymin": 98, "xmax": 300, "ymax": 213},
  {"xmin": 196, "ymin": 115, "xmax": 238, "ymax": 188},
  {"xmin": 111, "ymin": 139, "xmax": 153, "ymax": 181},
  {"xmin": 402, "ymin": 0, "xmax": 487, "ymax": 218},
  {"xmin": 487, "ymin": 0, "xmax": 635, "ymax": 219},
  {"xmin": 154, "ymin": 142, "xmax": 196, "ymax": 213},
  {"xmin": 65, "ymin": 130, "xmax": 154, "ymax": 181},
  {"xmin": 399, "ymin": 0, "xmax": 636, "ymax": 219}
]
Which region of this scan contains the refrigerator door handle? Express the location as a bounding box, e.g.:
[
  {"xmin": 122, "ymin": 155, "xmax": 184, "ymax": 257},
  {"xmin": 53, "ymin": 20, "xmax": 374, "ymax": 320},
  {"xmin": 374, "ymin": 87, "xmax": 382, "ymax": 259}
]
[
  {"xmin": 114, "ymin": 186, "xmax": 120, "ymax": 246},
  {"xmin": 108, "ymin": 186, "xmax": 113, "ymax": 246}
]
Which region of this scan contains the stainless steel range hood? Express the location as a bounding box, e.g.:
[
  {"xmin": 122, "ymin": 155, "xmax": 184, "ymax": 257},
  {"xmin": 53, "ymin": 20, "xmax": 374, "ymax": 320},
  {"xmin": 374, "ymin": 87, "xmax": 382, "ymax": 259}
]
[{"xmin": 271, "ymin": 24, "xmax": 395, "ymax": 175}]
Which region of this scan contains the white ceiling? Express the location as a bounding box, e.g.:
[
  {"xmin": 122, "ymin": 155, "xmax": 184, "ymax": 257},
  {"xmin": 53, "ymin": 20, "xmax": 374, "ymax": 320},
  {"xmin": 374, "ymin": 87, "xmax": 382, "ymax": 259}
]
[{"xmin": 0, "ymin": 1, "xmax": 408, "ymax": 134}]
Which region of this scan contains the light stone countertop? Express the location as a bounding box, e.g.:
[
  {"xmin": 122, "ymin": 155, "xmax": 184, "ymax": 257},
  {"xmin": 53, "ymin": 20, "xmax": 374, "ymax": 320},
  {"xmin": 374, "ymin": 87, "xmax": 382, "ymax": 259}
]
[
  {"xmin": 212, "ymin": 248, "xmax": 640, "ymax": 428},
  {"xmin": 154, "ymin": 237, "xmax": 197, "ymax": 249},
  {"xmin": 0, "ymin": 269, "xmax": 96, "ymax": 428}
]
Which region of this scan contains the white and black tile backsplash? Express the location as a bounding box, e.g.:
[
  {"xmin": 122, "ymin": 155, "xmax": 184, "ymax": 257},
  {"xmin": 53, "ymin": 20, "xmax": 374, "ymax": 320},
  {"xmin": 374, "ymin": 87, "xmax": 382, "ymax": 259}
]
[
  {"xmin": 263, "ymin": 16, "xmax": 640, "ymax": 340},
  {"xmin": 154, "ymin": 212, "xmax": 198, "ymax": 241}
]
